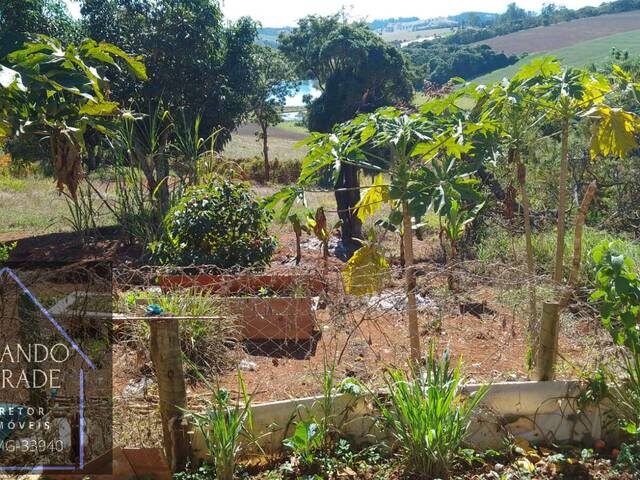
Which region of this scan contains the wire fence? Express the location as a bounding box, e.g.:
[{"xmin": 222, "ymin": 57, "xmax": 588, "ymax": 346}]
[{"xmin": 106, "ymin": 258, "xmax": 615, "ymax": 449}]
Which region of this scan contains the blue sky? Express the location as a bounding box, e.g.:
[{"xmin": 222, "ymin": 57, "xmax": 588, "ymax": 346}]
[{"xmin": 65, "ymin": 1, "xmax": 602, "ymax": 27}]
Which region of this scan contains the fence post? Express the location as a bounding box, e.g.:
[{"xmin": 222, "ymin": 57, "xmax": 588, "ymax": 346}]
[
  {"xmin": 148, "ymin": 317, "xmax": 189, "ymax": 472},
  {"xmin": 535, "ymin": 302, "xmax": 560, "ymax": 381}
]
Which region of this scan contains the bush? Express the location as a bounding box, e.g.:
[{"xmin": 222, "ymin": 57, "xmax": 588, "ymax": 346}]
[{"xmin": 151, "ymin": 180, "xmax": 276, "ymax": 269}]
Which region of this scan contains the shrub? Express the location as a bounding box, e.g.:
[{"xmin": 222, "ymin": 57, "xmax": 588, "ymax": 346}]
[
  {"xmin": 372, "ymin": 345, "xmax": 488, "ymax": 479},
  {"xmin": 0, "ymin": 242, "xmax": 15, "ymax": 264},
  {"xmin": 151, "ymin": 180, "xmax": 276, "ymax": 269}
]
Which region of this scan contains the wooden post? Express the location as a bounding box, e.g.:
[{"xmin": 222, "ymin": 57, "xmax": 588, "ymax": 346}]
[
  {"xmin": 402, "ymin": 200, "xmax": 421, "ymax": 364},
  {"xmin": 560, "ymin": 181, "xmax": 597, "ymax": 308},
  {"xmin": 535, "ymin": 302, "xmax": 560, "ymax": 381},
  {"xmin": 148, "ymin": 317, "xmax": 189, "ymax": 472}
]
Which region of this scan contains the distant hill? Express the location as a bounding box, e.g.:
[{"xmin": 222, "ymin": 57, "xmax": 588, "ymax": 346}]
[
  {"xmin": 474, "ymin": 29, "xmax": 640, "ymax": 84},
  {"xmin": 257, "ymin": 27, "xmax": 292, "ymax": 47},
  {"xmin": 449, "ymin": 12, "xmax": 499, "ymax": 26},
  {"xmin": 475, "ymin": 10, "xmax": 640, "ymax": 55}
]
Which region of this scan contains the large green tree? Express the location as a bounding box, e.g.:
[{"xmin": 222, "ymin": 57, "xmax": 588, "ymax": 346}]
[
  {"xmin": 81, "ymin": 0, "xmax": 258, "ymax": 144},
  {"xmin": 0, "ymin": 0, "xmax": 78, "ymax": 58},
  {"xmin": 279, "ymin": 14, "xmax": 414, "ymax": 244}
]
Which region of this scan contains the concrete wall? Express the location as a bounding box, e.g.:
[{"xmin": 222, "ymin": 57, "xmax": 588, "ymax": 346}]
[{"xmin": 190, "ymin": 380, "xmax": 618, "ymax": 463}]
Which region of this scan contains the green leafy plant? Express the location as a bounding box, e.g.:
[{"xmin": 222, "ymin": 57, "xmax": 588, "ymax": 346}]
[
  {"xmin": 0, "ymin": 242, "xmax": 16, "ymax": 265},
  {"xmin": 372, "ymin": 344, "xmax": 489, "ymax": 479},
  {"xmin": 283, "ymin": 419, "xmax": 324, "ymax": 470},
  {"xmin": 151, "ymin": 180, "xmax": 277, "ymax": 269},
  {"xmin": 590, "ymin": 240, "xmax": 640, "ymax": 436},
  {"xmin": 282, "ymin": 361, "xmax": 358, "ymax": 474},
  {"xmin": 182, "ymin": 371, "xmax": 256, "ymax": 480},
  {"xmin": 0, "ymin": 35, "xmax": 146, "ymax": 197},
  {"xmin": 590, "ymin": 240, "xmax": 640, "ymax": 348}
]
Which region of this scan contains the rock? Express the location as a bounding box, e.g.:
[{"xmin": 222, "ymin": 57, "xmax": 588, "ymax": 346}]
[
  {"xmin": 122, "ymin": 377, "xmax": 154, "ymax": 398},
  {"xmin": 239, "ymin": 359, "xmax": 258, "ymax": 371}
]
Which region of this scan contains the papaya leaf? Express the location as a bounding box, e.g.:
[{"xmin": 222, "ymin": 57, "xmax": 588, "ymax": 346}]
[
  {"xmin": 355, "ymin": 174, "xmax": 389, "ymax": 223},
  {"xmin": 343, "ymin": 245, "xmax": 389, "ymax": 296},
  {"xmin": 588, "ymin": 106, "xmax": 639, "ymax": 159}
]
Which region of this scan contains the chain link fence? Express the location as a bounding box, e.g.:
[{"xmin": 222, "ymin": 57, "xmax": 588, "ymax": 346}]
[{"xmin": 107, "ymin": 258, "xmax": 614, "ymax": 450}]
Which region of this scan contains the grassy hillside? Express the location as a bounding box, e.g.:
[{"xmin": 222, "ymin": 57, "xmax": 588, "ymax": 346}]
[
  {"xmin": 474, "ymin": 10, "xmax": 640, "ymax": 56},
  {"xmin": 473, "ymin": 29, "xmax": 640, "ymax": 84}
]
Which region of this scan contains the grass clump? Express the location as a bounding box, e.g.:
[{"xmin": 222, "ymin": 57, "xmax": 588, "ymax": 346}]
[
  {"xmin": 373, "ymin": 345, "xmax": 488, "ymax": 479},
  {"xmin": 182, "ymin": 372, "xmax": 255, "ymax": 480},
  {"xmin": 119, "ymin": 289, "xmax": 238, "ymax": 376}
]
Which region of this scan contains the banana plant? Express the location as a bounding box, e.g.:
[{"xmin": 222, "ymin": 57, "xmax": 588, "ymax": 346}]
[
  {"xmin": 0, "ymin": 35, "xmax": 146, "ymax": 198},
  {"xmin": 441, "ymin": 198, "xmax": 485, "ymax": 291}
]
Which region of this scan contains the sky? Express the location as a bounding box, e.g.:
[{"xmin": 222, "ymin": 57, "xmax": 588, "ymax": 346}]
[
  {"xmin": 220, "ymin": 0, "xmax": 601, "ymax": 27},
  {"xmin": 65, "ymin": 0, "xmax": 602, "ymax": 26}
]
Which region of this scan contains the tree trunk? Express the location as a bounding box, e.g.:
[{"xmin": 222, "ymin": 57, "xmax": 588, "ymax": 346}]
[
  {"xmin": 560, "ymin": 181, "xmax": 597, "ymax": 308},
  {"xmin": 402, "ymin": 200, "xmax": 421, "ymax": 364},
  {"xmin": 553, "ymin": 119, "xmax": 570, "ymax": 284},
  {"xmin": 262, "ymin": 124, "xmax": 270, "ymax": 182},
  {"xmin": 535, "ymin": 302, "xmax": 560, "ymax": 381},
  {"xmin": 295, "ymin": 230, "xmax": 302, "ymax": 265},
  {"xmin": 334, "ymin": 165, "xmax": 362, "ymax": 246},
  {"xmin": 517, "ymin": 160, "xmax": 538, "ymax": 336},
  {"xmin": 148, "ymin": 318, "xmax": 189, "ymax": 472},
  {"xmin": 156, "ymin": 155, "xmax": 171, "ymax": 219}
]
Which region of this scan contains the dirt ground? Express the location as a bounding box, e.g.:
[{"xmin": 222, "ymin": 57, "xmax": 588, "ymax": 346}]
[{"xmin": 2, "ymin": 214, "xmax": 615, "ymax": 453}]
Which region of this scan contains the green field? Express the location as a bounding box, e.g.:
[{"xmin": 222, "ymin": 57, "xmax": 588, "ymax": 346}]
[{"xmin": 473, "ymin": 29, "xmax": 640, "ymax": 84}]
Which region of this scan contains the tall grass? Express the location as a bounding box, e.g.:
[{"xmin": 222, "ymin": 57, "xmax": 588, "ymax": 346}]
[
  {"xmin": 475, "ymin": 225, "xmax": 640, "ymax": 281},
  {"xmin": 373, "ymin": 345, "xmax": 488, "ymax": 479}
]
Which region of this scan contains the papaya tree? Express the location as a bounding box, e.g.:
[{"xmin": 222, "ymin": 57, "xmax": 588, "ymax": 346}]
[
  {"xmin": 526, "ymin": 58, "xmax": 640, "ymax": 285},
  {"xmin": 483, "ymin": 64, "xmax": 552, "ymax": 337},
  {"xmin": 268, "ymin": 90, "xmax": 490, "ymax": 363},
  {"xmin": 0, "ymin": 35, "xmax": 146, "ymax": 197}
]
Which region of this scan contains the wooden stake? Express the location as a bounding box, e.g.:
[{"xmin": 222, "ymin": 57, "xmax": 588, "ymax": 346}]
[
  {"xmin": 560, "ymin": 181, "xmax": 597, "ymax": 308},
  {"xmin": 402, "ymin": 200, "xmax": 420, "ymax": 364},
  {"xmin": 517, "ymin": 161, "xmax": 538, "ymax": 329},
  {"xmin": 149, "ymin": 317, "xmax": 189, "ymax": 472},
  {"xmin": 535, "ymin": 302, "xmax": 560, "ymax": 381}
]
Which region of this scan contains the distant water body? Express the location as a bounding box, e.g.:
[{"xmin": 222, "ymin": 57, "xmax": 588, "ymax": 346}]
[{"xmin": 285, "ymin": 79, "xmax": 321, "ymax": 107}]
